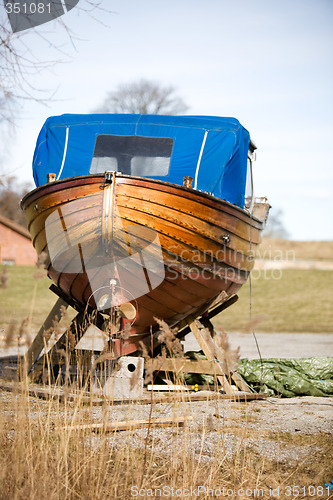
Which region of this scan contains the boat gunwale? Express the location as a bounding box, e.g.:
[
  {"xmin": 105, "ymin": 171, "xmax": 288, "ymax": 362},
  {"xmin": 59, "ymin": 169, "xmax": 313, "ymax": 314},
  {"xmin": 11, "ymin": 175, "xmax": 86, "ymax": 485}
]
[
  {"xmin": 28, "ymin": 188, "xmax": 261, "ymax": 256},
  {"xmin": 29, "ymin": 199, "xmax": 256, "ymax": 275},
  {"xmin": 21, "ymin": 173, "xmax": 265, "ymax": 226}
]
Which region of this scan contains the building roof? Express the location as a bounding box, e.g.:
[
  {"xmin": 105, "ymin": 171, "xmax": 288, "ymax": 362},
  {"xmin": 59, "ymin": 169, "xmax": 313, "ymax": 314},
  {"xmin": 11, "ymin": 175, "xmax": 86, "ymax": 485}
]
[{"xmin": 0, "ymin": 214, "xmax": 31, "ymax": 239}]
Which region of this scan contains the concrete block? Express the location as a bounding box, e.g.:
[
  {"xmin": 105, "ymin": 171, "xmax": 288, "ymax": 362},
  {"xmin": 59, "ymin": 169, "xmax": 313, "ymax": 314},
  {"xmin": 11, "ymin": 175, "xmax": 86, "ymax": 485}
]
[{"xmin": 91, "ymin": 356, "xmax": 144, "ymax": 399}]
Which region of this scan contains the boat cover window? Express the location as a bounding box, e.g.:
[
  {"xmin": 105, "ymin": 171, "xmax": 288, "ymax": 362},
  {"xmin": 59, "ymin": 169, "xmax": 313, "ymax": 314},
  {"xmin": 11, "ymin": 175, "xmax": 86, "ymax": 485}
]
[{"xmin": 90, "ymin": 135, "xmax": 173, "ymax": 176}]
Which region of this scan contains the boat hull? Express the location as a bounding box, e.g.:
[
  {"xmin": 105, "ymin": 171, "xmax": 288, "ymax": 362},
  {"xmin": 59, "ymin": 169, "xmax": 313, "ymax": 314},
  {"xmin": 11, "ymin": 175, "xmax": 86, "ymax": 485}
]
[{"xmin": 21, "ymin": 174, "xmax": 265, "ymax": 349}]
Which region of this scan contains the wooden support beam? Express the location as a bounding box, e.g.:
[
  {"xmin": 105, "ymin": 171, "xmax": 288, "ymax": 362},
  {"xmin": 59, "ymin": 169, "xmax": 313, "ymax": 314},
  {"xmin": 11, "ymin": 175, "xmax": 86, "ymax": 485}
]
[
  {"xmin": 206, "ymin": 294, "xmax": 239, "ymax": 321},
  {"xmin": 186, "ymin": 318, "xmax": 235, "ymax": 395},
  {"xmin": 231, "ymin": 372, "xmax": 252, "ymax": 393},
  {"xmin": 191, "ymin": 319, "xmax": 252, "ymax": 394},
  {"xmin": 0, "ymin": 381, "xmax": 266, "ymax": 404},
  {"xmin": 30, "ymin": 310, "xmax": 86, "ymax": 380},
  {"xmin": 147, "ymin": 353, "xmax": 252, "ymax": 395},
  {"xmin": 199, "ymin": 319, "xmax": 252, "ymax": 393},
  {"xmin": 200, "ymin": 316, "xmax": 215, "ymax": 337},
  {"xmin": 22, "ymin": 297, "xmax": 68, "ymax": 378},
  {"xmin": 147, "ymin": 357, "xmax": 229, "ymax": 376},
  {"xmin": 174, "ymin": 294, "xmax": 239, "ymax": 341},
  {"xmin": 141, "ymin": 391, "xmax": 265, "ymax": 403},
  {"xmin": 49, "ymin": 285, "xmax": 84, "ymax": 313},
  {"xmin": 62, "ymin": 416, "xmax": 193, "ymax": 432}
]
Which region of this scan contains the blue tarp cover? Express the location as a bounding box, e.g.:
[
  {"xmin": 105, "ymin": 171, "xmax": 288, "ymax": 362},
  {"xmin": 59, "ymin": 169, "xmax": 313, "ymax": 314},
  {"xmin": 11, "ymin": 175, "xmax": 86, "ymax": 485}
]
[{"xmin": 32, "ymin": 114, "xmax": 250, "ymax": 207}]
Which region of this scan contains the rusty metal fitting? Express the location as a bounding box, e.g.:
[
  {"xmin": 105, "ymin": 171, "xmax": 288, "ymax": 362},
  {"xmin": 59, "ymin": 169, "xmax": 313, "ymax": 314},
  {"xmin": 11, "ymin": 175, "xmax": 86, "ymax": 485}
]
[
  {"xmin": 183, "ymin": 176, "xmax": 193, "ymax": 188},
  {"xmin": 47, "ymin": 173, "xmax": 56, "ymax": 183}
]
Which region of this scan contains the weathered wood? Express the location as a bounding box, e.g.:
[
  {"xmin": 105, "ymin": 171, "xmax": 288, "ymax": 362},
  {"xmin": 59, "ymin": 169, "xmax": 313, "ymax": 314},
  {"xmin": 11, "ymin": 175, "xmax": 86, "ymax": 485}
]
[
  {"xmin": 147, "ymin": 384, "xmax": 189, "ymax": 392},
  {"xmin": 62, "ymin": 416, "xmax": 193, "ymax": 432},
  {"xmin": 186, "ymin": 318, "xmax": 235, "ymax": 395},
  {"xmin": 0, "ymin": 380, "xmax": 266, "ymax": 404},
  {"xmin": 173, "ymin": 294, "xmax": 239, "ymax": 342},
  {"xmin": 0, "ymin": 380, "xmax": 98, "ymax": 404},
  {"xmin": 231, "ymin": 372, "xmax": 252, "ymax": 393},
  {"xmin": 22, "ymin": 297, "xmax": 68, "ymax": 378},
  {"xmin": 187, "ymin": 318, "xmax": 252, "ymax": 394},
  {"xmin": 147, "ymin": 357, "xmax": 229, "ymax": 376},
  {"xmin": 143, "ymin": 391, "xmax": 266, "ymax": 403},
  {"xmin": 30, "ymin": 310, "xmax": 87, "ymax": 380},
  {"xmin": 147, "ymin": 351, "xmax": 252, "ymax": 394}
]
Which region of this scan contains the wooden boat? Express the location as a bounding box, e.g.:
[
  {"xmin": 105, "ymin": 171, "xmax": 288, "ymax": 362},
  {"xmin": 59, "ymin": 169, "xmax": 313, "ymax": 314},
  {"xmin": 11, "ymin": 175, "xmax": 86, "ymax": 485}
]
[{"xmin": 21, "ymin": 114, "xmax": 269, "ymax": 356}]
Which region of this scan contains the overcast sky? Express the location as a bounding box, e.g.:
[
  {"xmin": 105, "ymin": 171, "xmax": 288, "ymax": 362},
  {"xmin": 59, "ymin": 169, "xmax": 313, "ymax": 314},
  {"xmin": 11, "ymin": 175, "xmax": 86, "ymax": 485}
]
[{"xmin": 2, "ymin": 0, "xmax": 333, "ymax": 240}]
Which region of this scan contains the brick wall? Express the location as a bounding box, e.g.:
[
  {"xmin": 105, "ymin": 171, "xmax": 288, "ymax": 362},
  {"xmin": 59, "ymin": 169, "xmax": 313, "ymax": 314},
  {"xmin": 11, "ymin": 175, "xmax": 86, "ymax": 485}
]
[{"xmin": 0, "ymin": 223, "xmax": 37, "ymax": 266}]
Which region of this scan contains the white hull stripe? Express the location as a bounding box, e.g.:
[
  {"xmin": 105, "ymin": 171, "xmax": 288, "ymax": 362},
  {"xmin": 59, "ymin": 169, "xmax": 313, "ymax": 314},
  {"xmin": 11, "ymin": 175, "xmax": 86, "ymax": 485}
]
[
  {"xmin": 57, "ymin": 127, "xmax": 69, "ymax": 180},
  {"xmin": 193, "ymin": 130, "xmax": 208, "ymax": 190}
]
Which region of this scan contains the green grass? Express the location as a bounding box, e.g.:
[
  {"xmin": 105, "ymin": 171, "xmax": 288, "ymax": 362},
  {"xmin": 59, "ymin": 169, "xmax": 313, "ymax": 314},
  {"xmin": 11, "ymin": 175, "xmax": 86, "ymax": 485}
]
[
  {"xmin": 0, "ymin": 265, "xmax": 56, "ymax": 334},
  {"xmin": 213, "ymin": 269, "xmax": 333, "ymax": 333},
  {"xmin": 1, "ymin": 266, "xmax": 333, "ymax": 335}
]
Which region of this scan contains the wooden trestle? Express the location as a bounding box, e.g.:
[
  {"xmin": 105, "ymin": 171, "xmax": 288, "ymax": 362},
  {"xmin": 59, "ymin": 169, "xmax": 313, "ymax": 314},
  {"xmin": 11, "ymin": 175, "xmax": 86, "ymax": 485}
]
[{"xmin": 21, "ymin": 285, "xmax": 252, "ymax": 394}]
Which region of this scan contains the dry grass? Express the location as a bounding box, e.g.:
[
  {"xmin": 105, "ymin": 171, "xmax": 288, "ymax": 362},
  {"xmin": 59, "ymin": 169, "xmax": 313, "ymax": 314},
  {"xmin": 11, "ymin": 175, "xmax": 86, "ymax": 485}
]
[
  {"xmin": 257, "ymin": 238, "xmax": 333, "ymax": 261},
  {"xmin": 0, "ymin": 287, "xmax": 332, "ymax": 499},
  {"xmin": 0, "ymin": 384, "xmax": 332, "ymax": 500}
]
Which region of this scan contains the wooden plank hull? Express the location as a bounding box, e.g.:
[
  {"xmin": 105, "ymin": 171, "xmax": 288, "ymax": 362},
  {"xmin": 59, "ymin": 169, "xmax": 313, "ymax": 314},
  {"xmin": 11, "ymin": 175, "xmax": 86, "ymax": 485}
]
[{"xmin": 21, "ymin": 174, "xmax": 265, "ymax": 345}]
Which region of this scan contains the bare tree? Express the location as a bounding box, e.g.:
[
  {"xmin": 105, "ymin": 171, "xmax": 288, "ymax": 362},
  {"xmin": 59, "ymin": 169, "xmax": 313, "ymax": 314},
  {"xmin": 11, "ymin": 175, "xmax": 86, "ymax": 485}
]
[
  {"xmin": 0, "ymin": 0, "xmax": 113, "ymax": 195},
  {"xmin": 263, "ymin": 208, "xmax": 289, "ymax": 239},
  {"xmin": 0, "ymin": 175, "xmax": 32, "ymax": 225},
  {"xmin": 0, "ymin": 1, "xmax": 111, "ymax": 125},
  {"xmin": 97, "ymin": 79, "xmax": 189, "ymax": 115}
]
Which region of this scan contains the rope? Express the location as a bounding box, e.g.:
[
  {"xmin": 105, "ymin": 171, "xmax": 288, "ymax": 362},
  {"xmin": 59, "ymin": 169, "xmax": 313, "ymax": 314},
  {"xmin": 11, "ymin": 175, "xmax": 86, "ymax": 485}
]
[{"xmin": 249, "ymin": 183, "xmax": 264, "ymax": 391}]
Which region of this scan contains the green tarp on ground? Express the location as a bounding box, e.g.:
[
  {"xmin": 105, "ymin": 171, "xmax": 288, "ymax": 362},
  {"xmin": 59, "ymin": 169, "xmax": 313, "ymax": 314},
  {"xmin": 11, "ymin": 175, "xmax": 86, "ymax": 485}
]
[
  {"xmin": 184, "ymin": 353, "xmax": 333, "ymax": 397},
  {"xmin": 237, "ymin": 357, "xmax": 333, "ymax": 397}
]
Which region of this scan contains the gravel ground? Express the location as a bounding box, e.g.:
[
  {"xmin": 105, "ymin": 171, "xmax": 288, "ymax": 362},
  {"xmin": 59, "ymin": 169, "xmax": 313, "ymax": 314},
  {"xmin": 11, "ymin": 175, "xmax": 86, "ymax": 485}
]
[
  {"xmin": 72, "ymin": 395, "xmax": 333, "ymax": 464},
  {"xmin": 1, "ymin": 386, "xmax": 332, "ymax": 465},
  {"xmin": 183, "ymin": 332, "xmax": 333, "ymax": 359},
  {"xmin": 1, "ymin": 331, "xmax": 332, "ymax": 466},
  {"xmin": 87, "ymin": 395, "xmax": 333, "ymax": 463}
]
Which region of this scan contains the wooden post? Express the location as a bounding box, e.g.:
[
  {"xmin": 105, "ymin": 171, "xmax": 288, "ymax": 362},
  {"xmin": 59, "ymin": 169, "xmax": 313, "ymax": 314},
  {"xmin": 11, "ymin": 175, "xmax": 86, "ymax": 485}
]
[
  {"xmin": 22, "ymin": 297, "xmax": 68, "ymax": 378},
  {"xmin": 30, "ymin": 310, "xmax": 87, "ymax": 380},
  {"xmin": 173, "ymin": 294, "xmax": 239, "ymax": 342},
  {"xmin": 61, "ymin": 416, "xmax": 193, "ymax": 432},
  {"xmin": 146, "ymin": 357, "xmax": 231, "ymax": 376},
  {"xmin": 186, "ymin": 317, "xmax": 235, "ymax": 395},
  {"xmin": 188, "ymin": 317, "xmax": 251, "ymax": 393}
]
